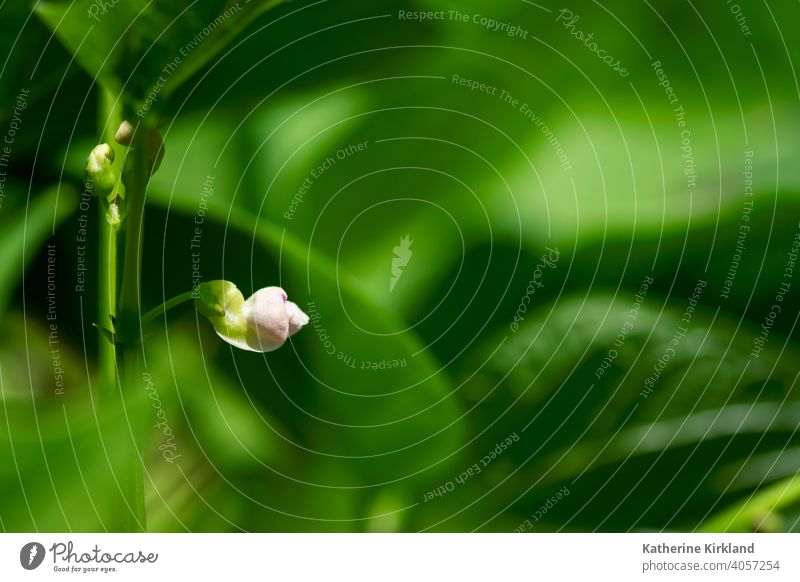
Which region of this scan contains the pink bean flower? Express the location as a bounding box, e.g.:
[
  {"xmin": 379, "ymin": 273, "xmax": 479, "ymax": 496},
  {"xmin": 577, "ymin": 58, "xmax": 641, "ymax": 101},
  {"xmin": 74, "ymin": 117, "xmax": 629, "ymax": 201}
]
[{"xmin": 196, "ymin": 281, "xmax": 309, "ymax": 352}]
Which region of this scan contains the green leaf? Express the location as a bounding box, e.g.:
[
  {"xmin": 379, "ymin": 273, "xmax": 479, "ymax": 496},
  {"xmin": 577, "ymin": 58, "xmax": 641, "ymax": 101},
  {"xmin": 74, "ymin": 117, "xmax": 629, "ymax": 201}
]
[
  {"xmin": 34, "ymin": 0, "xmax": 291, "ymax": 111},
  {"xmin": 147, "ymin": 185, "xmax": 469, "ymax": 505},
  {"xmin": 157, "ymin": 0, "xmax": 290, "ymax": 102},
  {"xmin": 700, "ymin": 474, "xmax": 800, "ymax": 533},
  {"xmin": 460, "ymin": 293, "xmax": 800, "ymax": 530},
  {"xmin": 145, "ymin": 332, "xmax": 292, "ymax": 471},
  {"xmin": 0, "ymin": 184, "xmax": 77, "ymax": 318},
  {"xmin": 0, "ymin": 380, "xmax": 146, "ymax": 530}
]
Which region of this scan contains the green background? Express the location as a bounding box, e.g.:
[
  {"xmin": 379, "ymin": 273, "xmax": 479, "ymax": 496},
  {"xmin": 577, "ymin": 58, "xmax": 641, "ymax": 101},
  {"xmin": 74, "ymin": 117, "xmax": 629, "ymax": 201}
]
[{"xmin": 1, "ymin": 0, "xmax": 799, "ymax": 532}]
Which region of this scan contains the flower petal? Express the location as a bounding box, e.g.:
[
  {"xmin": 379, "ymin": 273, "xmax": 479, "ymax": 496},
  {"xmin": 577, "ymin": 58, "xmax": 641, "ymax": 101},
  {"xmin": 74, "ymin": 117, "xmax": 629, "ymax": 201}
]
[
  {"xmin": 286, "ymin": 301, "xmax": 310, "ymax": 336},
  {"xmin": 243, "ymin": 287, "xmax": 289, "ymax": 352}
]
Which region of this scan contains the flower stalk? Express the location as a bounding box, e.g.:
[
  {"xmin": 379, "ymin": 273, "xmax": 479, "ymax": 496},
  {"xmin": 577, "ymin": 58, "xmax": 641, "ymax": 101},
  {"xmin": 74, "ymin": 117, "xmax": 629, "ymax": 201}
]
[
  {"xmin": 96, "ymin": 92, "xmax": 149, "ymax": 532},
  {"xmin": 115, "ymin": 122, "xmax": 163, "ymax": 533},
  {"xmin": 141, "ymin": 291, "xmax": 195, "ymax": 326},
  {"xmin": 90, "ymin": 92, "xmax": 307, "ymax": 533}
]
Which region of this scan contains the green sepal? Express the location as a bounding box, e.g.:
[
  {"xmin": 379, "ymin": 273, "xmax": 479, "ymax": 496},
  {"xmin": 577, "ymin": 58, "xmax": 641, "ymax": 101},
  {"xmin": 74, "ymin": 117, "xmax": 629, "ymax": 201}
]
[{"xmin": 93, "ymin": 322, "xmax": 116, "ymax": 346}]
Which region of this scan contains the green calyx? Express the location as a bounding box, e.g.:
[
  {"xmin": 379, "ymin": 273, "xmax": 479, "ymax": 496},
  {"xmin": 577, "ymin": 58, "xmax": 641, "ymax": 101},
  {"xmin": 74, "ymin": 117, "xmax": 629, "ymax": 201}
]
[{"xmin": 195, "ymin": 280, "xmax": 248, "ymax": 340}]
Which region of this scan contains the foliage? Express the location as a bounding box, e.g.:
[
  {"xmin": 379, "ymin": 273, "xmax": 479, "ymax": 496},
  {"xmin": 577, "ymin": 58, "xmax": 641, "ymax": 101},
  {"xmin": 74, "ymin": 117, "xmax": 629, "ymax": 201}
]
[{"xmin": 0, "ymin": 0, "xmax": 798, "ymax": 531}]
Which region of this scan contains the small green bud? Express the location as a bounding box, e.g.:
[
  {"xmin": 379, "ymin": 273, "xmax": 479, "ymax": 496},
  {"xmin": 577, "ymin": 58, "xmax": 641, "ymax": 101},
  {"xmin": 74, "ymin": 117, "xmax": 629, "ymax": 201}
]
[{"xmin": 85, "ymin": 143, "xmax": 117, "ymax": 197}]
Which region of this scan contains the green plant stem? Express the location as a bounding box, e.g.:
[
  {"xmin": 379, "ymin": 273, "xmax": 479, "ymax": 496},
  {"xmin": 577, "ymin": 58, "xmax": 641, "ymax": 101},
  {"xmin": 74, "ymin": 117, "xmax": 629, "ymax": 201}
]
[
  {"xmin": 99, "ymin": 91, "xmax": 145, "ymax": 532},
  {"xmin": 117, "ymin": 126, "xmax": 152, "ymax": 533},
  {"xmin": 98, "ymin": 91, "xmax": 120, "ymax": 395},
  {"xmin": 142, "ymin": 291, "xmax": 195, "ymax": 326},
  {"xmin": 119, "ymin": 155, "xmax": 147, "ymax": 320}
]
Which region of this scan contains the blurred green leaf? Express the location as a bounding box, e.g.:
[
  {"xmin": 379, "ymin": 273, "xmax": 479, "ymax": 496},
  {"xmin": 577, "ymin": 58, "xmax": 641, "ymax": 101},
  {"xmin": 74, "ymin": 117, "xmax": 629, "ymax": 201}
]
[
  {"xmin": 700, "ymin": 474, "xmax": 800, "ymax": 533},
  {"xmin": 0, "ymin": 184, "xmax": 76, "ymax": 318},
  {"xmin": 147, "ymin": 181, "xmax": 469, "ymax": 506},
  {"xmin": 459, "ymin": 292, "xmax": 800, "ymax": 530},
  {"xmin": 0, "ymin": 393, "xmax": 145, "ymax": 531},
  {"xmin": 34, "ymin": 0, "xmax": 289, "ymax": 110},
  {"xmin": 145, "ymin": 332, "xmax": 292, "ymax": 471}
]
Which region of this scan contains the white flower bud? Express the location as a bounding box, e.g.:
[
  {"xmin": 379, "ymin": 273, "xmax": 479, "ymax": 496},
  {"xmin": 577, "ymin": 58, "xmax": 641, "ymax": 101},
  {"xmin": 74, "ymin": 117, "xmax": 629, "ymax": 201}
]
[{"xmin": 196, "ymin": 281, "xmax": 309, "ymax": 352}]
